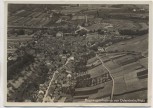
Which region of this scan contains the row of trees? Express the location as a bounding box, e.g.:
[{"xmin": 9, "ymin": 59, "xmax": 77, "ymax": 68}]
[
  {"xmin": 8, "ymin": 60, "xmax": 49, "ymax": 102},
  {"xmin": 7, "ymin": 54, "xmax": 34, "ymax": 80},
  {"xmin": 118, "ymin": 29, "xmax": 148, "ymax": 35}
]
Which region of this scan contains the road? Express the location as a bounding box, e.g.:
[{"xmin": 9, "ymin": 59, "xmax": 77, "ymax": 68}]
[
  {"xmin": 42, "ymin": 72, "xmax": 56, "ymax": 102},
  {"xmin": 42, "ymin": 56, "xmax": 73, "ymax": 102},
  {"xmin": 96, "ymin": 54, "xmax": 115, "ymax": 100}
]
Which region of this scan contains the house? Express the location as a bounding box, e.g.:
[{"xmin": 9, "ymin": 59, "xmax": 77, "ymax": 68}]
[
  {"xmin": 8, "ymin": 55, "xmax": 17, "ymax": 61},
  {"xmin": 56, "ymin": 19, "xmax": 62, "ymax": 23},
  {"xmin": 56, "ymin": 31, "xmax": 63, "ymax": 37},
  {"xmin": 133, "ymin": 9, "xmax": 137, "ymax": 12},
  {"xmin": 75, "ymin": 25, "xmax": 89, "ymax": 35},
  {"xmin": 98, "ymin": 47, "xmax": 105, "ymax": 52},
  {"xmin": 61, "ymin": 55, "xmax": 67, "ymax": 64}
]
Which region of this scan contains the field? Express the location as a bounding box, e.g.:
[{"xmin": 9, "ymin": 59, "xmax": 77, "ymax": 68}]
[
  {"xmin": 139, "ymin": 58, "xmax": 148, "ymax": 68},
  {"xmin": 114, "ymin": 90, "xmax": 147, "ymax": 101},
  {"xmin": 88, "ymin": 81, "xmax": 113, "ymax": 99},
  {"xmin": 87, "ymin": 64, "xmax": 107, "ymax": 78},
  {"xmin": 86, "ymin": 56, "xmax": 98, "ymax": 65},
  {"xmin": 106, "ymin": 34, "xmax": 148, "ymax": 56}
]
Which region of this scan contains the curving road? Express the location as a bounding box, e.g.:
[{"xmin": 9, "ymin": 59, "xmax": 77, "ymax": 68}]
[{"xmin": 96, "ymin": 54, "xmax": 115, "ymax": 100}]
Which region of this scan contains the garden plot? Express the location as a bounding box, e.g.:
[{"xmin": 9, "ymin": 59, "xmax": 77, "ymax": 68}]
[{"xmin": 87, "ymin": 64, "xmax": 108, "ymax": 78}]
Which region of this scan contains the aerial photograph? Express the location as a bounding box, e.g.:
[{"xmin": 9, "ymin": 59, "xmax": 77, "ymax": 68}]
[{"xmin": 7, "ymin": 4, "xmax": 149, "ymax": 103}]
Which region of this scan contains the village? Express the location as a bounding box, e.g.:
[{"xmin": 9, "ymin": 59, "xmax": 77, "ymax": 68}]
[{"xmin": 7, "ymin": 4, "xmax": 148, "ymax": 102}]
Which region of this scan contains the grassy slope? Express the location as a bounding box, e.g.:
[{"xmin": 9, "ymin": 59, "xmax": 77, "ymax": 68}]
[{"xmin": 106, "ymin": 34, "xmax": 148, "ymax": 55}]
